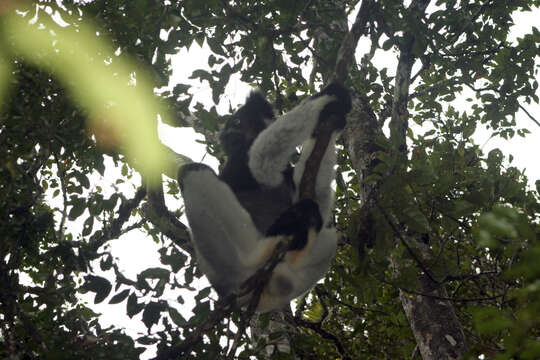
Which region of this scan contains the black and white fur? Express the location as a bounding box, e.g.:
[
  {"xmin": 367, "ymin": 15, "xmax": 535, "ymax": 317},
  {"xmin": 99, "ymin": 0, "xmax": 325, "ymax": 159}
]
[{"xmin": 178, "ymin": 84, "xmax": 351, "ymax": 312}]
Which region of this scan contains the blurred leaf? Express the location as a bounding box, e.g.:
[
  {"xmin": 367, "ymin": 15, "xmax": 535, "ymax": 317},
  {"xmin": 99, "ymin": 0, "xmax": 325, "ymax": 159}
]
[
  {"xmin": 0, "ymin": 55, "xmax": 12, "ymax": 106},
  {"xmin": 5, "ymin": 14, "xmax": 170, "ymax": 182}
]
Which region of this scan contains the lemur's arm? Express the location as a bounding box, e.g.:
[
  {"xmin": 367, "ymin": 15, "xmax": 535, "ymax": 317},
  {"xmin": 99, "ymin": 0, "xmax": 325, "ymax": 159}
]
[
  {"xmin": 247, "ymin": 94, "xmax": 337, "ymax": 188},
  {"xmin": 249, "ymin": 83, "xmax": 351, "ymax": 220}
]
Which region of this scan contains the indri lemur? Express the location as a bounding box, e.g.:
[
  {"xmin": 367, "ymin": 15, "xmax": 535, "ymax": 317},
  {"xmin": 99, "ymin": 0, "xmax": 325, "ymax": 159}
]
[{"xmin": 178, "ymin": 84, "xmax": 351, "ymax": 312}]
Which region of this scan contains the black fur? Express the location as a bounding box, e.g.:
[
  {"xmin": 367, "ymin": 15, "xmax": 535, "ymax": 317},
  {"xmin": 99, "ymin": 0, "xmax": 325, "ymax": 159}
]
[
  {"xmin": 266, "ymin": 199, "xmax": 323, "ymax": 251},
  {"xmin": 312, "ymin": 83, "xmax": 352, "ymax": 131},
  {"xmin": 219, "ymin": 91, "xmax": 295, "ymax": 233},
  {"xmin": 177, "ymin": 162, "xmax": 213, "ymax": 191},
  {"xmin": 219, "ymin": 91, "xmax": 274, "ymax": 157},
  {"xmin": 183, "ymin": 84, "xmax": 349, "ymax": 243}
]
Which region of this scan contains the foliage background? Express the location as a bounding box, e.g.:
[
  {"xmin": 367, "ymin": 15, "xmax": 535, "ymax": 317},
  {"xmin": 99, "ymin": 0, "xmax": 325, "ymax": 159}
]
[{"xmin": 0, "ymin": 0, "xmax": 539, "ymax": 359}]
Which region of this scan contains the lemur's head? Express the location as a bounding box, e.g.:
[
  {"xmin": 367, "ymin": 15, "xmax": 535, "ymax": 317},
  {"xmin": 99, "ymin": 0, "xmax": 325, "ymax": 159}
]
[{"xmin": 220, "ymin": 91, "xmax": 275, "ymax": 156}]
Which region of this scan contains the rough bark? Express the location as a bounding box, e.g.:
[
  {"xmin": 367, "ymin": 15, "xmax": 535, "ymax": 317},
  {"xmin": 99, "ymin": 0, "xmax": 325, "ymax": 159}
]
[
  {"xmin": 385, "ymin": 1, "xmax": 467, "ymax": 358},
  {"xmin": 398, "ymin": 259, "xmax": 466, "ymax": 359},
  {"xmin": 314, "ymin": 0, "xmax": 468, "ymax": 358},
  {"xmin": 250, "ymin": 312, "xmax": 292, "ymax": 358}
]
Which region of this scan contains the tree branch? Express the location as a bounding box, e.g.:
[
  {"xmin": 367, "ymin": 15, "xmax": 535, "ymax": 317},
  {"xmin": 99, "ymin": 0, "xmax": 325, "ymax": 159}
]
[
  {"xmin": 287, "ymin": 288, "xmax": 352, "ymax": 360},
  {"xmin": 298, "ymin": 114, "xmax": 341, "ymax": 200},
  {"xmin": 143, "ymin": 184, "xmax": 193, "ymax": 253},
  {"xmin": 88, "ymin": 186, "xmax": 148, "ymax": 252},
  {"xmin": 519, "ymin": 103, "xmax": 540, "ymax": 127},
  {"xmin": 378, "ymin": 204, "xmax": 439, "ymax": 285},
  {"xmin": 332, "ymin": 0, "xmax": 375, "ymax": 84},
  {"xmin": 300, "ymin": 0, "xmax": 375, "ymax": 200},
  {"xmin": 153, "ymin": 238, "xmax": 293, "ymax": 360}
]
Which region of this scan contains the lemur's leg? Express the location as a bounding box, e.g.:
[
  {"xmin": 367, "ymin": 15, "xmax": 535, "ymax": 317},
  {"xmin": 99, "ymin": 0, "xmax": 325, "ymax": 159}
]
[{"xmin": 178, "ymin": 163, "xmax": 279, "ymax": 293}]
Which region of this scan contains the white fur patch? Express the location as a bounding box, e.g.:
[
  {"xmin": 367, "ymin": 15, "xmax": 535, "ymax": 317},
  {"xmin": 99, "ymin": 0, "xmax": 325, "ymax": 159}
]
[{"xmin": 248, "ymin": 95, "xmax": 336, "ymax": 187}]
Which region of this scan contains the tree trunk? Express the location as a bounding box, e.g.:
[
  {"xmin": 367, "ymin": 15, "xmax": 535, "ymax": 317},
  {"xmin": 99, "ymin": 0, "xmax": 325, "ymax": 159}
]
[
  {"xmin": 399, "ymin": 278, "xmax": 466, "ymax": 359},
  {"xmin": 310, "ymin": 1, "xmax": 468, "ymax": 358}
]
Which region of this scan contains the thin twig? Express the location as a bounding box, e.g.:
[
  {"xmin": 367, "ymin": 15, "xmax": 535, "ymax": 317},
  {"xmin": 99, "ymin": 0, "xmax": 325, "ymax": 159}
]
[
  {"xmin": 519, "ymin": 103, "xmax": 540, "ymax": 127},
  {"xmin": 377, "ymin": 205, "xmax": 439, "ymax": 285},
  {"xmin": 378, "ymin": 276, "xmax": 504, "ymax": 303}
]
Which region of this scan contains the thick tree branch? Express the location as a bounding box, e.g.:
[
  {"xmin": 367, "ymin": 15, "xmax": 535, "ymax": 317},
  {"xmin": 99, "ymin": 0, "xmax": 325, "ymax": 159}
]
[
  {"xmin": 298, "ymin": 114, "xmax": 341, "ymax": 200},
  {"xmin": 332, "ymin": 0, "xmax": 375, "ymax": 85},
  {"xmin": 143, "ymin": 184, "xmax": 193, "ymax": 254},
  {"xmin": 389, "ymin": 0, "xmax": 429, "ymax": 154},
  {"xmin": 300, "ymin": 0, "xmax": 374, "ymax": 200},
  {"xmin": 378, "ymin": 205, "xmax": 439, "ymax": 284}
]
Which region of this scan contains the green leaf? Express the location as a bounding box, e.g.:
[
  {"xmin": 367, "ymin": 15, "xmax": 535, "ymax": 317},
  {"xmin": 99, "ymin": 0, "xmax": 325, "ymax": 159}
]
[
  {"xmin": 121, "ymin": 163, "xmax": 128, "ymax": 177},
  {"xmin": 473, "ymin": 307, "xmax": 512, "ymax": 334},
  {"xmin": 462, "ymin": 122, "xmax": 476, "ymax": 138},
  {"xmin": 478, "ymin": 212, "xmax": 518, "ymax": 239},
  {"xmin": 109, "ymin": 289, "xmax": 131, "ymax": 304},
  {"xmin": 139, "ymin": 267, "xmax": 170, "ymax": 281},
  {"xmin": 450, "ymin": 200, "xmax": 475, "ymax": 218},
  {"xmin": 127, "ymin": 293, "xmax": 144, "ymax": 318},
  {"xmin": 168, "ymin": 307, "xmax": 187, "ymax": 326},
  {"xmin": 382, "ymin": 38, "xmax": 394, "ymax": 50},
  {"xmin": 82, "ymin": 216, "xmax": 94, "ymax": 236},
  {"xmin": 195, "ymin": 286, "xmax": 211, "ymax": 301},
  {"xmin": 137, "ymin": 336, "xmax": 159, "ymax": 345},
  {"xmin": 191, "ymin": 302, "xmax": 211, "ymax": 323},
  {"xmin": 68, "ymin": 198, "xmax": 86, "ymax": 220},
  {"xmin": 99, "ymin": 254, "xmax": 113, "ymax": 271},
  {"xmin": 142, "ymin": 302, "xmax": 164, "ymax": 329},
  {"xmin": 160, "ymin": 251, "xmax": 187, "ymax": 273},
  {"xmin": 73, "ymin": 171, "xmax": 90, "ymax": 189},
  {"xmin": 83, "ymin": 275, "xmax": 112, "ymax": 304}
]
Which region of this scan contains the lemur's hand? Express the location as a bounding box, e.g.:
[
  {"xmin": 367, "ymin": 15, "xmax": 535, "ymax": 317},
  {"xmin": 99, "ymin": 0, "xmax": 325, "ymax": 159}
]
[{"xmin": 312, "ymin": 83, "xmax": 352, "ymax": 131}]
